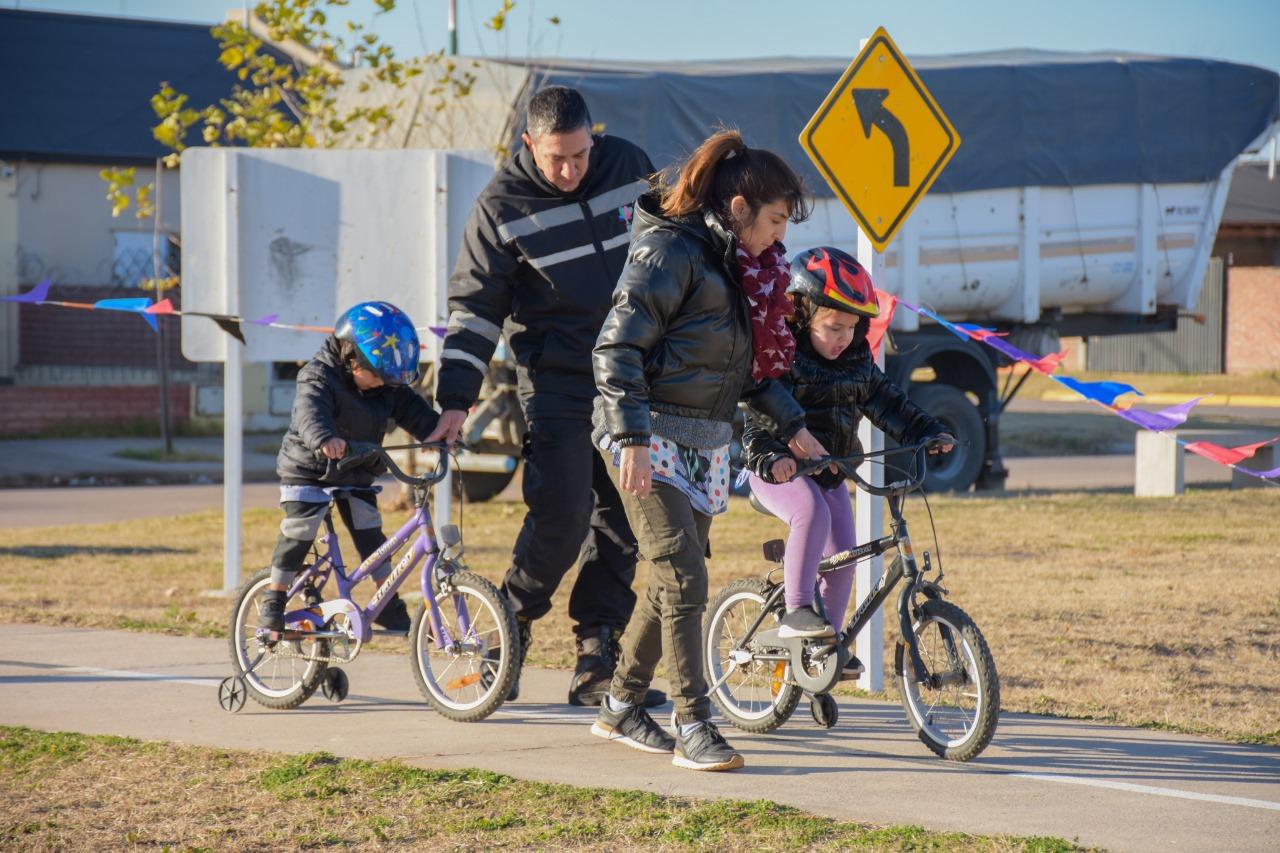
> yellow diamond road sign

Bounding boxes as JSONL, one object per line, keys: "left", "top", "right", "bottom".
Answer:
{"left": 800, "top": 27, "right": 960, "bottom": 253}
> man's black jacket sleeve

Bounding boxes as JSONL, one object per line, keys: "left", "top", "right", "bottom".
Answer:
{"left": 435, "top": 203, "right": 518, "bottom": 412}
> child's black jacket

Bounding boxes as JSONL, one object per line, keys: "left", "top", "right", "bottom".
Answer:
{"left": 743, "top": 331, "right": 944, "bottom": 490}
{"left": 276, "top": 338, "right": 440, "bottom": 487}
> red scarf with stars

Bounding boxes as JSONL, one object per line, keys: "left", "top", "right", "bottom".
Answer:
{"left": 735, "top": 242, "right": 796, "bottom": 381}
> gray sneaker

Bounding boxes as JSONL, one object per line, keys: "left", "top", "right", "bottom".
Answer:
{"left": 672, "top": 721, "right": 744, "bottom": 771}
{"left": 591, "top": 702, "right": 676, "bottom": 754}
{"left": 778, "top": 606, "right": 835, "bottom": 639}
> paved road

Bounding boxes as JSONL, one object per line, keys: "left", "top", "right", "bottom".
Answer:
{"left": 1, "top": 623, "right": 1276, "bottom": 852}
{"left": 0, "top": 449, "right": 1241, "bottom": 529}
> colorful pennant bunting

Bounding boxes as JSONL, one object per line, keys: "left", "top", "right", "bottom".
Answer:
{"left": 1184, "top": 438, "right": 1278, "bottom": 466}
{"left": 1050, "top": 376, "right": 1142, "bottom": 407}
{"left": 6, "top": 280, "right": 1278, "bottom": 484}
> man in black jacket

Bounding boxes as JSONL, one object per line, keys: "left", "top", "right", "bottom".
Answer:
{"left": 427, "top": 86, "right": 662, "bottom": 707}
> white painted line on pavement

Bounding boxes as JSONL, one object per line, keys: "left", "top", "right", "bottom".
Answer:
{"left": 61, "top": 665, "right": 222, "bottom": 688}
{"left": 7, "top": 660, "right": 606, "bottom": 723}
{"left": 0, "top": 661, "right": 222, "bottom": 689}
{"left": 1013, "top": 773, "right": 1280, "bottom": 812}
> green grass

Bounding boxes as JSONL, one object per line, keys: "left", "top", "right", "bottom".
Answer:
{"left": 111, "top": 447, "right": 221, "bottom": 463}
{"left": 0, "top": 727, "right": 1092, "bottom": 851}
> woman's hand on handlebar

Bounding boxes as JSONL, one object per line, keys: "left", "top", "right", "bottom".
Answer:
{"left": 619, "top": 444, "right": 653, "bottom": 497}
{"left": 787, "top": 427, "right": 827, "bottom": 460}
{"left": 788, "top": 428, "right": 835, "bottom": 474}
{"left": 321, "top": 437, "right": 347, "bottom": 460}
{"left": 769, "top": 456, "right": 797, "bottom": 483}
{"left": 927, "top": 433, "right": 957, "bottom": 455}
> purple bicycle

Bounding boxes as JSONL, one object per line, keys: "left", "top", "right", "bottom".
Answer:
{"left": 218, "top": 440, "right": 519, "bottom": 721}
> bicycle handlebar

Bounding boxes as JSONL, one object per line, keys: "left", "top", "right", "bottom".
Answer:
{"left": 333, "top": 440, "right": 454, "bottom": 488}
{"left": 789, "top": 436, "right": 962, "bottom": 497}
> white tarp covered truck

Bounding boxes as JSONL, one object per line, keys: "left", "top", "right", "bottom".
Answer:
{"left": 184, "top": 50, "right": 1280, "bottom": 494}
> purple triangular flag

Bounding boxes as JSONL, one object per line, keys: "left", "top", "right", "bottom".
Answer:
{"left": 2, "top": 278, "right": 52, "bottom": 304}
{"left": 250, "top": 313, "right": 279, "bottom": 326}
{"left": 1113, "top": 396, "right": 1208, "bottom": 431}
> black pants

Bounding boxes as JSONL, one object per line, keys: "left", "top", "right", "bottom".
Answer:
{"left": 270, "top": 490, "right": 388, "bottom": 585}
{"left": 501, "top": 416, "right": 638, "bottom": 637}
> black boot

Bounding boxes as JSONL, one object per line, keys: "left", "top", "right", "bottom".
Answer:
{"left": 504, "top": 617, "right": 532, "bottom": 702}
{"left": 568, "top": 626, "right": 667, "bottom": 708}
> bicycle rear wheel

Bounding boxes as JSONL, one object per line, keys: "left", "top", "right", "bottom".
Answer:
{"left": 228, "top": 568, "right": 330, "bottom": 710}
{"left": 410, "top": 571, "right": 518, "bottom": 722}
{"left": 703, "top": 578, "right": 801, "bottom": 733}
{"left": 895, "top": 599, "right": 999, "bottom": 761}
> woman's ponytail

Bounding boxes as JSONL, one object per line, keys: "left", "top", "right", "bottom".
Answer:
{"left": 659, "top": 129, "right": 810, "bottom": 230}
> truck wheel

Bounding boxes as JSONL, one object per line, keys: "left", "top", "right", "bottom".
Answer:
{"left": 908, "top": 384, "right": 985, "bottom": 492}
{"left": 461, "top": 469, "right": 518, "bottom": 503}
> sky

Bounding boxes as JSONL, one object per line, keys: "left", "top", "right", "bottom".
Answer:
{"left": 7, "top": 0, "right": 1280, "bottom": 73}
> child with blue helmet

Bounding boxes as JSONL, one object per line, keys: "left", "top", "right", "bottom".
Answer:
{"left": 259, "top": 301, "right": 440, "bottom": 633}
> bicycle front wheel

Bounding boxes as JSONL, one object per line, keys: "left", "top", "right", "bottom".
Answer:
{"left": 228, "top": 568, "right": 330, "bottom": 710}
{"left": 896, "top": 599, "right": 999, "bottom": 761}
{"left": 704, "top": 578, "right": 802, "bottom": 733}
{"left": 410, "top": 571, "right": 518, "bottom": 722}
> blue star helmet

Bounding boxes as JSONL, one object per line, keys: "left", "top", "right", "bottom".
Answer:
{"left": 333, "top": 301, "right": 420, "bottom": 386}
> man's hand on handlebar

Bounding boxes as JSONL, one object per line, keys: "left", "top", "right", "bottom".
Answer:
{"left": 927, "top": 433, "right": 957, "bottom": 455}
{"left": 425, "top": 409, "right": 468, "bottom": 445}
{"left": 321, "top": 437, "right": 347, "bottom": 460}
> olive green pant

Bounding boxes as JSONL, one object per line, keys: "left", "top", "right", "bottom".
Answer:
{"left": 604, "top": 458, "right": 714, "bottom": 724}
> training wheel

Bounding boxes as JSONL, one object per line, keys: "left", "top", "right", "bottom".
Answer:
{"left": 322, "top": 667, "right": 349, "bottom": 702}
{"left": 218, "top": 676, "right": 247, "bottom": 713}
{"left": 810, "top": 693, "right": 838, "bottom": 729}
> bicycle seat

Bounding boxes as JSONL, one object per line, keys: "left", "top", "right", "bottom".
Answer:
{"left": 748, "top": 492, "right": 777, "bottom": 518}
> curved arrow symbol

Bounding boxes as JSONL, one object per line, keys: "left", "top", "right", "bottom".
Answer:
{"left": 852, "top": 88, "right": 909, "bottom": 187}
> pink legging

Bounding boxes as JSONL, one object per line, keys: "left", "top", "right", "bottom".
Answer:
{"left": 747, "top": 472, "right": 857, "bottom": 628}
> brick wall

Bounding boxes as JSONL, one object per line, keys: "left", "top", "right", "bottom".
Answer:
{"left": 0, "top": 385, "right": 192, "bottom": 436}
{"left": 17, "top": 283, "right": 194, "bottom": 369}
{"left": 1226, "top": 267, "right": 1280, "bottom": 373}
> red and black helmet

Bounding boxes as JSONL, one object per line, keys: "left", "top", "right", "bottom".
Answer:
{"left": 788, "top": 246, "right": 879, "bottom": 318}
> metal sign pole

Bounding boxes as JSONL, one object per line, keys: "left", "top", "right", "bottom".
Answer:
{"left": 852, "top": 34, "right": 887, "bottom": 693}
{"left": 222, "top": 152, "right": 242, "bottom": 594}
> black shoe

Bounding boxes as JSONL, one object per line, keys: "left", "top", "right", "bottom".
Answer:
{"left": 777, "top": 606, "right": 835, "bottom": 639}
{"left": 672, "top": 721, "right": 744, "bottom": 771}
{"left": 839, "top": 653, "right": 865, "bottom": 681}
{"left": 505, "top": 617, "right": 532, "bottom": 702}
{"left": 591, "top": 701, "right": 676, "bottom": 754}
{"left": 258, "top": 589, "right": 286, "bottom": 632}
{"left": 372, "top": 594, "right": 411, "bottom": 633}
{"left": 568, "top": 626, "right": 669, "bottom": 708}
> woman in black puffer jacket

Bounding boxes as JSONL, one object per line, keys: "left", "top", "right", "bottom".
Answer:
{"left": 591, "top": 130, "right": 827, "bottom": 772}
{"left": 743, "top": 246, "right": 953, "bottom": 659}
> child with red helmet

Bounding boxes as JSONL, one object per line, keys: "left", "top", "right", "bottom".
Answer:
{"left": 258, "top": 301, "right": 439, "bottom": 633}
{"left": 743, "top": 247, "right": 954, "bottom": 667}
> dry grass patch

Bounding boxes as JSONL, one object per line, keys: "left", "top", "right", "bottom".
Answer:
{"left": 1, "top": 488, "right": 1277, "bottom": 743}
{"left": 0, "top": 726, "right": 1086, "bottom": 851}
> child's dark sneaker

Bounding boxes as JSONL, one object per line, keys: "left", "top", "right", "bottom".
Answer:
{"left": 672, "top": 721, "right": 744, "bottom": 771}
{"left": 258, "top": 589, "right": 286, "bottom": 632}
{"left": 373, "top": 593, "right": 411, "bottom": 633}
{"left": 591, "top": 701, "right": 676, "bottom": 754}
{"left": 839, "top": 653, "right": 865, "bottom": 681}
{"left": 778, "top": 606, "right": 835, "bottom": 639}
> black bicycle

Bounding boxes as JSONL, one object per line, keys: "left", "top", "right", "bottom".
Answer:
{"left": 702, "top": 439, "right": 999, "bottom": 761}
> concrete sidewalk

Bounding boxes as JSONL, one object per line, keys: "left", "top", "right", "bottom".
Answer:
{"left": 2, "top": 623, "right": 1276, "bottom": 852}
{"left": 0, "top": 435, "right": 281, "bottom": 488}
